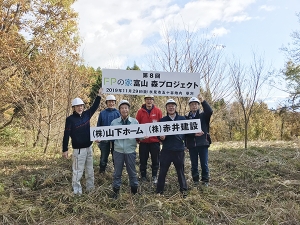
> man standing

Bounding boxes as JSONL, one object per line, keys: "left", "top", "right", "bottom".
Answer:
{"left": 62, "top": 88, "right": 102, "bottom": 195}
{"left": 156, "top": 99, "right": 188, "bottom": 198}
{"left": 110, "top": 100, "right": 141, "bottom": 199}
{"left": 97, "top": 95, "right": 120, "bottom": 173}
{"left": 136, "top": 95, "right": 162, "bottom": 184}
{"left": 185, "top": 96, "right": 213, "bottom": 186}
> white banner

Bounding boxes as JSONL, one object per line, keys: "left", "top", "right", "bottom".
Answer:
{"left": 102, "top": 69, "right": 200, "bottom": 97}
{"left": 90, "top": 119, "right": 201, "bottom": 141}
{"left": 146, "top": 119, "right": 202, "bottom": 136}
{"left": 90, "top": 124, "right": 146, "bottom": 141}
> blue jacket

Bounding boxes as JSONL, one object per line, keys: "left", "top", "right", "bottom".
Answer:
{"left": 158, "top": 113, "right": 186, "bottom": 151}
{"left": 110, "top": 116, "right": 139, "bottom": 154}
{"left": 97, "top": 108, "right": 120, "bottom": 127}
{"left": 185, "top": 100, "right": 213, "bottom": 148}
{"left": 62, "top": 96, "right": 101, "bottom": 152}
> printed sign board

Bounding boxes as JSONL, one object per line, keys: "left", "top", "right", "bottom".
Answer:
{"left": 90, "top": 119, "right": 202, "bottom": 141}
{"left": 102, "top": 69, "right": 200, "bottom": 97}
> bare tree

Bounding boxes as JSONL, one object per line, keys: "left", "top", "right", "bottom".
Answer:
{"left": 148, "top": 23, "right": 231, "bottom": 116}
{"left": 229, "top": 54, "right": 270, "bottom": 149}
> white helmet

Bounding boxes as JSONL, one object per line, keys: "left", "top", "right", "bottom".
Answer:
{"left": 105, "top": 95, "right": 116, "bottom": 102}
{"left": 118, "top": 100, "right": 130, "bottom": 109}
{"left": 71, "top": 97, "right": 84, "bottom": 106}
{"left": 144, "top": 95, "right": 154, "bottom": 99}
{"left": 166, "top": 99, "right": 177, "bottom": 106}
{"left": 189, "top": 97, "right": 200, "bottom": 104}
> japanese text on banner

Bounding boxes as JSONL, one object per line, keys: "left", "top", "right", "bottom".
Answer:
{"left": 90, "top": 119, "right": 202, "bottom": 141}
{"left": 102, "top": 69, "right": 200, "bottom": 97}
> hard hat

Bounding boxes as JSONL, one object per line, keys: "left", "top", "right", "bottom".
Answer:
{"left": 105, "top": 95, "right": 116, "bottom": 101}
{"left": 71, "top": 97, "right": 84, "bottom": 106}
{"left": 144, "top": 95, "right": 154, "bottom": 99}
{"left": 188, "top": 97, "right": 200, "bottom": 104}
{"left": 118, "top": 100, "right": 130, "bottom": 109}
{"left": 166, "top": 99, "right": 177, "bottom": 106}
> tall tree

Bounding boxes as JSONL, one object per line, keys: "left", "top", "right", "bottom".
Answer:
{"left": 281, "top": 12, "right": 300, "bottom": 110}
{"left": 148, "top": 23, "right": 231, "bottom": 117}
{"left": 0, "top": 0, "right": 94, "bottom": 152}
{"left": 229, "top": 54, "right": 270, "bottom": 149}
{"left": 282, "top": 61, "right": 300, "bottom": 110}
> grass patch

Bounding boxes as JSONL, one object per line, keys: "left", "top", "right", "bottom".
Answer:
{"left": 0, "top": 141, "right": 299, "bottom": 224}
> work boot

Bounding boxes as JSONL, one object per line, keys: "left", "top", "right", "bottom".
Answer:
{"left": 99, "top": 167, "right": 105, "bottom": 174}
{"left": 140, "top": 177, "right": 148, "bottom": 182}
{"left": 202, "top": 182, "right": 209, "bottom": 187}
{"left": 152, "top": 176, "right": 158, "bottom": 184}
{"left": 131, "top": 186, "right": 138, "bottom": 195}
{"left": 112, "top": 187, "right": 119, "bottom": 199}
{"left": 193, "top": 181, "right": 199, "bottom": 186}
{"left": 181, "top": 190, "right": 188, "bottom": 199}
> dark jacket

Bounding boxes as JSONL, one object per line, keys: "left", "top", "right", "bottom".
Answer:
{"left": 185, "top": 100, "right": 213, "bottom": 148}
{"left": 136, "top": 104, "right": 162, "bottom": 143}
{"left": 158, "top": 113, "right": 186, "bottom": 151}
{"left": 97, "top": 108, "right": 120, "bottom": 127}
{"left": 62, "top": 96, "right": 101, "bottom": 152}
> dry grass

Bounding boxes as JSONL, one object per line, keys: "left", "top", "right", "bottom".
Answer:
{"left": 0, "top": 140, "right": 299, "bottom": 224}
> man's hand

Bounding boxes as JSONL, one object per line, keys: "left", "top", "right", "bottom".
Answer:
{"left": 98, "top": 87, "right": 103, "bottom": 96}
{"left": 95, "top": 140, "right": 101, "bottom": 143}
{"left": 197, "top": 94, "right": 204, "bottom": 103}
{"left": 195, "top": 131, "right": 204, "bottom": 136}
{"left": 160, "top": 135, "right": 166, "bottom": 140}
{"left": 62, "top": 151, "right": 68, "bottom": 159}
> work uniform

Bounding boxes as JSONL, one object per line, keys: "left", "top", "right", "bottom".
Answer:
{"left": 136, "top": 104, "right": 162, "bottom": 180}
{"left": 156, "top": 113, "right": 188, "bottom": 194}
{"left": 62, "top": 96, "right": 101, "bottom": 194}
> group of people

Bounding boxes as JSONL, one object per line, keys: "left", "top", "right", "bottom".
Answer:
{"left": 62, "top": 87, "right": 213, "bottom": 198}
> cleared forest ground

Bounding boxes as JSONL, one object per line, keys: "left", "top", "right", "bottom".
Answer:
{"left": 0, "top": 141, "right": 299, "bottom": 224}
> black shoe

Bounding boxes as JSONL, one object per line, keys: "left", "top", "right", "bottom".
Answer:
{"left": 112, "top": 188, "right": 119, "bottom": 199}
{"left": 181, "top": 191, "right": 188, "bottom": 198}
{"left": 131, "top": 186, "right": 138, "bottom": 195}
{"left": 193, "top": 181, "right": 199, "bottom": 186}
{"left": 112, "top": 192, "right": 118, "bottom": 199}
{"left": 99, "top": 168, "right": 105, "bottom": 174}
{"left": 156, "top": 191, "right": 163, "bottom": 196}
{"left": 140, "top": 177, "right": 148, "bottom": 182}
{"left": 202, "top": 182, "right": 209, "bottom": 187}
{"left": 152, "top": 176, "right": 158, "bottom": 184}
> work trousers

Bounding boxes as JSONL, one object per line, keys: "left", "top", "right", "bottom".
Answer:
{"left": 72, "top": 146, "right": 94, "bottom": 194}
{"left": 156, "top": 150, "right": 187, "bottom": 194}
{"left": 189, "top": 146, "right": 209, "bottom": 182}
{"left": 139, "top": 142, "right": 160, "bottom": 178}
{"left": 113, "top": 151, "right": 138, "bottom": 189}
{"left": 99, "top": 141, "right": 114, "bottom": 171}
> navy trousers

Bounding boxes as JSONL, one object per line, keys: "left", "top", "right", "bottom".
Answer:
{"left": 189, "top": 146, "right": 209, "bottom": 182}
{"left": 99, "top": 141, "right": 114, "bottom": 171}
{"left": 139, "top": 142, "right": 160, "bottom": 178}
{"left": 156, "top": 150, "right": 187, "bottom": 194}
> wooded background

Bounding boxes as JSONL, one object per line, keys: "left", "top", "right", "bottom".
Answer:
{"left": 1, "top": 1, "right": 299, "bottom": 152}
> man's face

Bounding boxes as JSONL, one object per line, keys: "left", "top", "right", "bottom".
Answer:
{"left": 106, "top": 100, "right": 116, "bottom": 108}
{"left": 166, "top": 103, "right": 176, "bottom": 115}
{"left": 119, "top": 104, "right": 129, "bottom": 118}
{"left": 189, "top": 102, "right": 199, "bottom": 112}
{"left": 145, "top": 98, "right": 153, "bottom": 107}
{"left": 74, "top": 104, "right": 84, "bottom": 115}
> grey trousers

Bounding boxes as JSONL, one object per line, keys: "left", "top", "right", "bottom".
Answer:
{"left": 113, "top": 151, "right": 138, "bottom": 189}
{"left": 72, "top": 146, "right": 94, "bottom": 194}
